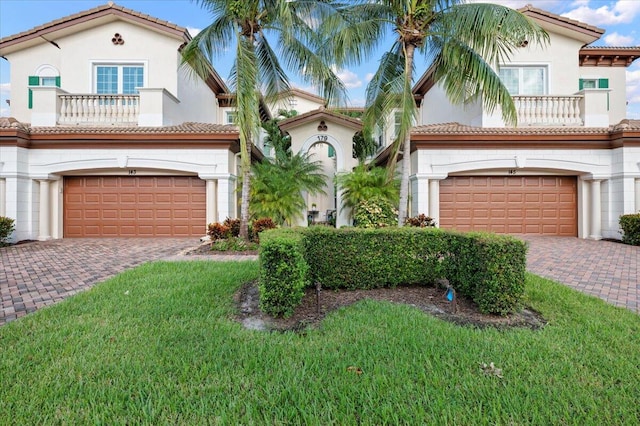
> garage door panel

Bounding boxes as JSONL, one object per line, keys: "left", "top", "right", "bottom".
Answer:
{"left": 439, "top": 176, "right": 577, "bottom": 236}
{"left": 64, "top": 176, "right": 206, "bottom": 237}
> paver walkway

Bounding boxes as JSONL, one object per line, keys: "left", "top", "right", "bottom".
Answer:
{"left": 0, "top": 238, "right": 216, "bottom": 325}
{"left": 523, "top": 236, "right": 639, "bottom": 313}
{"left": 1, "top": 236, "right": 638, "bottom": 326}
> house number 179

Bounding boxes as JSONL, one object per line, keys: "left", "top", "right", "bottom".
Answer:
{"left": 128, "top": 170, "right": 137, "bottom": 175}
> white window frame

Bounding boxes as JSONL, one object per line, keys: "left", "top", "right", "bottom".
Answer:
{"left": 226, "top": 111, "right": 237, "bottom": 125}
{"left": 91, "top": 60, "right": 148, "bottom": 94}
{"left": 498, "top": 64, "right": 549, "bottom": 96}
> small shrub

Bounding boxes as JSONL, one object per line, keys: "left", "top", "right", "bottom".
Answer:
{"left": 223, "top": 218, "right": 241, "bottom": 238}
{"left": 353, "top": 196, "right": 398, "bottom": 228}
{"left": 207, "top": 222, "right": 230, "bottom": 241}
{"left": 211, "top": 237, "right": 258, "bottom": 252}
{"left": 259, "top": 230, "right": 309, "bottom": 318}
{"left": 405, "top": 214, "right": 436, "bottom": 228}
{"left": 619, "top": 213, "right": 640, "bottom": 246}
{"left": 0, "top": 216, "right": 15, "bottom": 246}
{"left": 251, "top": 217, "right": 277, "bottom": 243}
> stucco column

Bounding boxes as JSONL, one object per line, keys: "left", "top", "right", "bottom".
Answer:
{"left": 38, "top": 179, "right": 52, "bottom": 241}
{"left": 589, "top": 179, "right": 602, "bottom": 240}
{"left": 411, "top": 176, "right": 429, "bottom": 218}
{"left": 206, "top": 179, "right": 218, "bottom": 227}
{"left": 0, "top": 178, "right": 6, "bottom": 217}
{"left": 429, "top": 179, "right": 440, "bottom": 227}
{"left": 217, "top": 178, "right": 231, "bottom": 222}
{"left": 635, "top": 178, "right": 640, "bottom": 213}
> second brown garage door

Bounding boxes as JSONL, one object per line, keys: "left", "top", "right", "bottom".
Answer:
{"left": 439, "top": 176, "right": 577, "bottom": 236}
{"left": 64, "top": 176, "right": 206, "bottom": 237}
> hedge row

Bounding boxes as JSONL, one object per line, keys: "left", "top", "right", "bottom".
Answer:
{"left": 619, "top": 213, "right": 640, "bottom": 246}
{"left": 259, "top": 227, "right": 527, "bottom": 317}
{"left": 258, "top": 229, "right": 309, "bottom": 317}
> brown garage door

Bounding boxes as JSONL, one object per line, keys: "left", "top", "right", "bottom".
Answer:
{"left": 439, "top": 176, "right": 577, "bottom": 236}
{"left": 64, "top": 176, "right": 206, "bottom": 237}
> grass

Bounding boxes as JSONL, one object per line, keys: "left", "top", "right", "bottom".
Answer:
{"left": 1, "top": 261, "right": 639, "bottom": 424}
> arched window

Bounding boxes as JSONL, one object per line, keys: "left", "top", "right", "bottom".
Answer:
{"left": 28, "top": 65, "right": 60, "bottom": 109}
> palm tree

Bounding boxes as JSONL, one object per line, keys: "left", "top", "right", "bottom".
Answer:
{"left": 251, "top": 152, "right": 327, "bottom": 226}
{"left": 325, "top": 0, "right": 548, "bottom": 225}
{"left": 182, "top": 0, "right": 346, "bottom": 239}
{"left": 335, "top": 164, "right": 400, "bottom": 218}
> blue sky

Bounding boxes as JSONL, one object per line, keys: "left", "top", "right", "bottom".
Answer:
{"left": 1, "top": 0, "right": 639, "bottom": 118}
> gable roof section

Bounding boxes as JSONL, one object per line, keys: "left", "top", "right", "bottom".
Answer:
{"left": 518, "top": 4, "right": 604, "bottom": 44}
{"left": 0, "top": 2, "right": 187, "bottom": 51}
{"left": 278, "top": 107, "right": 362, "bottom": 132}
{"left": 0, "top": 2, "right": 229, "bottom": 95}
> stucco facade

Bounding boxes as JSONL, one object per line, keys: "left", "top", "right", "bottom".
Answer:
{"left": 0, "top": 3, "right": 238, "bottom": 241}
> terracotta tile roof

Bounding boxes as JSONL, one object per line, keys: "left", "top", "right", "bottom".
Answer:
{"left": 0, "top": 2, "right": 187, "bottom": 45}
{"left": 411, "top": 122, "right": 612, "bottom": 135}
{"left": 0, "top": 119, "right": 238, "bottom": 134}
{"left": 581, "top": 46, "right": 640, "bottom": 50}
{"left": 518, "top": 4, "right": 605, "bottom": 36}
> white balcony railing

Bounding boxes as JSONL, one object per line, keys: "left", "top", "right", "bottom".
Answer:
{"left": 58, "top": 94, "right": 139, "bottom": 125}
{"left": 513, "top": 95, "right": 583, "bottom": 126}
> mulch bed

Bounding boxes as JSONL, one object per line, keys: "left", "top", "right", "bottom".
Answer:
{"left": 235, "top": 280, "right": 547, "bottom": 332}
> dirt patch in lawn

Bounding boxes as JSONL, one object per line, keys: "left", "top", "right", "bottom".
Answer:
{"left": 234, "top": 280, "right": 546, "bottom": 332}
{"left": 184, "top": 243, "right": 258, "bottom": 256}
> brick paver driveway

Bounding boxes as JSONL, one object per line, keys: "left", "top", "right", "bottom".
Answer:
{"left": 1, "top": 236, "right": 638, "bottom": 326}
{"left": 523, "top": 236, "right": 639, "bottom": 313}
{"left": 0, "top": 238, "right": 201, "bottom": 325}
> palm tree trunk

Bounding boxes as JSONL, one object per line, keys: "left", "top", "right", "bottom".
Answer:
{"left": 398, "top": 43, "right": 415, "bottom": 226}
{"left": 239, "top": 141, "right": 252, "bottom": 241}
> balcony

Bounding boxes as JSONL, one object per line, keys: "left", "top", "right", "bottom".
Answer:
{"left": 59, "top": 94, "right": 140, "bottom": 125}
{"left": 511, "top": 90, "right": 611, "bottom": 128}
{"left": 29, "top": 86, "right": 180, "bottom": 127}
{"left": 513, "top": 95, "right": 582, "bottom": 126}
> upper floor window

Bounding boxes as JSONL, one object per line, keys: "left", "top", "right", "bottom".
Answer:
{"left": 226, "top": 111, "right": 237, "bottom": 125}
{"left": 579, "top": 78, "right": 608, "bottom": 90}
{"left": 94, "top": 64, "right": 144, "bottom": 94}
{"left": 499, "top": 66, "right": 547, "bottom": 95}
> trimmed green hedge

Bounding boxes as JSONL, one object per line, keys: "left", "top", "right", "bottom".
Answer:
{"left": 258, "top": 229, "right": 309, "bottom": 318}
{"left": 619, "top": 213, "right": 640, "bottom": 246}
{"left": 258, "top": 227, "right": 528, "bottom": 316}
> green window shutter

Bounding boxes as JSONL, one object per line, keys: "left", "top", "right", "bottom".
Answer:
{"left": 578, "top": 78, "right": 584, "bottom": 91}
{"left": 55, "top": 76, "right": 61, "bottom": 87}
{"left": 598, "top": 78, "right": 609, "bottom": 89}
{"left": 328, "top": 145, "right": 335, "bottom": 158}
{"left": 28, "top": 75, "right": 39, "bottom": 109}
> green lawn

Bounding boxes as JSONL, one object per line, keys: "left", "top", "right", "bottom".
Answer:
{"left": 1, "top": 261, "right": 639, "bottom": 424}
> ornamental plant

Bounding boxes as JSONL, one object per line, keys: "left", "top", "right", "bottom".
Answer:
{"left": 0, "top": 216, "right": 15, "bottom": 246}
{"left": 353, "top": 196, "right": 398, "bottom": 228}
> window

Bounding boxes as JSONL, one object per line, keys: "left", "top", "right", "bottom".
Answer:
{"left": 27, "top": 74, "right": 60, "bottom": 109}
{"left": 579, "top": 78, "right": 608, "bottom": 90}
{"left": 498, "top": 66, "right": 547, "bottom": 95}
{"left": 393, "top": 111, "right": 402, "bottom": 138}
{"left": 226, "top": 111, "right": 237, "bottom": 124}
{"left": 94, "top": 64, "right": 144, "bottom": 94}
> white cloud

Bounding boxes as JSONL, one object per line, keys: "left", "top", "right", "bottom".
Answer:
{"left": 0, "top": 106, "right": 9, "bottom": 117}
{"left": 334, "top": 68, "right": 362, "bottom": 89}
{"left": 0, "top": 82, "right": 9, "bottom": 97}
{"left": 627, "top": 68, "right": 640, "bottom": 104}
{"left": 187, "top": 27, "right": 201, "bottom": 37}
{"left": 468, "top": 0, "right": 565, "bottom": 10}
{"left": 563, "top": 0, "right": 640, "bottom": 26}
{"left": 365, "top": 73, "right": 375, "bottom": 82}
{"left": 604, "top": 32, "right": 635, "bottom": 46}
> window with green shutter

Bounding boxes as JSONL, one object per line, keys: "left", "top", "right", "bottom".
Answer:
{"left": 28, "top": 75, "right": 61, "bottom": 109}
{"left": 328, "top": 145, "right": 335, "bottom": 158}
{"left": 579, "top": 78, "right": 608, "bottom": 90}
{"left": 28, "top": 76, "right": 39, "bottom": 109}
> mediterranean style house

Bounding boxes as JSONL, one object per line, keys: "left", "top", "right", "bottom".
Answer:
{"left": 1, "top": 2, "right": 639, "bottom": 241}
{"left": 0, "top": 2, "right": 251, "bottom": 241}
{"left": 400, "top": 5, "right": 640, "bottom": 240}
